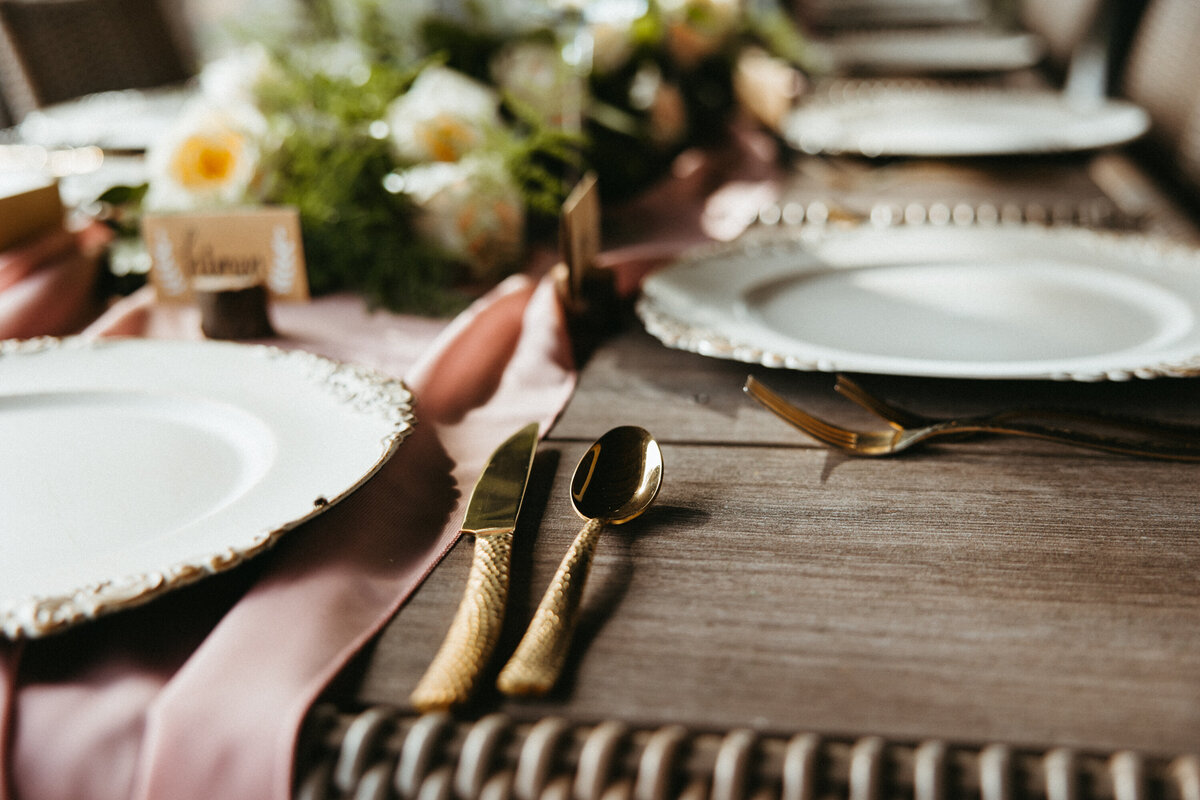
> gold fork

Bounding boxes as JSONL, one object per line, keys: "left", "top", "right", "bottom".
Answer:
{"left": 743, "top": 376, "right": 1200, "bottom": 461}
{"left": 833, "top": 375, "right": 1200, "bottom": 443}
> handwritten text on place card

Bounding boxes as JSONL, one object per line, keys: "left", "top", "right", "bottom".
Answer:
{"left": 142, "top": 207, "right": 309, "bottom": 302}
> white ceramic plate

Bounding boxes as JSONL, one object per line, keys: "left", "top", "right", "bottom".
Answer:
{"left": 0, "top": 338, "right": 415, "bottom": 638}
{"left": 636, "top": 225, "right": 1200, "bottom": 381}
{"left": 783, "top": 85, "right": 1149, "bottom": 156}
{"left": 16, "top": 86, "right": 193, "bottom": 151}
{"left": 816, "top": 30, "right": 1044, "bottom": 74}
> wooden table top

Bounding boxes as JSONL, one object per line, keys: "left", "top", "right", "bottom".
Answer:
{"left": 298, "top": 151, "right": 1200, "bottom": 800}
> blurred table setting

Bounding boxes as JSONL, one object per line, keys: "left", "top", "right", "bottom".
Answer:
{"left": 2, "top": 0, "right": 1200, "bottom": 799}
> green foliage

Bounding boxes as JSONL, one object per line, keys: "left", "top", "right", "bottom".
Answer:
{"left": 248, "top": 49, "right": 579, "bottom": 311}
{"left": 97, "top": 0, "right": 807, "bottom": 316}
{"left": 246, "top": 53, "right": 473, "bottom": 312}
{"left": 258, "top": 112, "right": 469, "bottom": 313}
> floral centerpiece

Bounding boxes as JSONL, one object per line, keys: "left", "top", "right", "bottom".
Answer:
{"left": 101, "top": 0, "right": 810, "bottom": 314}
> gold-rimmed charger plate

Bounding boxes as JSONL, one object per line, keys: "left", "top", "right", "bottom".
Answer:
{"left": 0, "top": 337, "right": 415, "bottom": 638}
{"left": 637, "top": 224, "right": 1200, "bottom": 381}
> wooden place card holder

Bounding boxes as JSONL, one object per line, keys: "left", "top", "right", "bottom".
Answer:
{"left": 553, "top": 173, "right": 620, "bottom": 363}
{"left": 143, "top": 207, "right": 307, "bottom": 339}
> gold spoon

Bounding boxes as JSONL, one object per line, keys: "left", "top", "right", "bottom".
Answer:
{"left": 497, "top": 426, "right": 663, "bottom": 696}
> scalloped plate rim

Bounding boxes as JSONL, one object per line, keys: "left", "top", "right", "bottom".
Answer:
{"left": 636, "top": 224, "right": 1200, "bottom": 381}
{"left": 0, "top": 337, "right": 416, "bottom": 638}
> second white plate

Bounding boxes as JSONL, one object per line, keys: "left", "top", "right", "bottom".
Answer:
{"left": 816, "top": 29, "right": 1044, "bottom": 75}
{"left": 783, "top": 85, "right": 1150, "bottom": 157}
{"left": 637, "top": 225, "right": 1200, "bottom": 381}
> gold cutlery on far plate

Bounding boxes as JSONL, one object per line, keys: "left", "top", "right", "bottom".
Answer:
{"left": 833, "top": 375, "right": 1200, "bottom": 443}
{"left": 410, "top": 422, "right": 540, "bottom": 712}
{"left": 745, "top": 376, "right": 1200, "bottom": 461}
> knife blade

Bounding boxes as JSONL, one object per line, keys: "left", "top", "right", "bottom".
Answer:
{"left": 410, "top": 422, "right": 540, "bottom": 712}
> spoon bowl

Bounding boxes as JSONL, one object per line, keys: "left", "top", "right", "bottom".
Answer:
{"left": 498, "top": 426, "right": 663, "bottom": 696}
{"left": 571, "top": 425, "right": 663, "bottom": 524}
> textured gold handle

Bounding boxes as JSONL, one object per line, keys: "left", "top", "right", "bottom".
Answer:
{"left": 410, "top": 533, "right": 512, "bottom": 712}
{"left": 496, "top": 518, "right": 605, "bottom": 696}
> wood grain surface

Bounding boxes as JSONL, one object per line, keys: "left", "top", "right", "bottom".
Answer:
{"left": 356, "top": 322, "right": 1200, "bottom": 757}
{"left": 340, "top": 119, "right": 1200, "bottom": 766}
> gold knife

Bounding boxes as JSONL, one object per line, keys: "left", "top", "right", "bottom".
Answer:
{"left": 410, "top": 422, "right": 540, "bottom": 712}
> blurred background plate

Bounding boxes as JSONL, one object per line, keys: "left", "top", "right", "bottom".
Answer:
{"left": 15, "top": 86, "right": 194, "bottom": 151}
{"left": 814, "top": 29, "right": 1044, "bottom": 75}
{"left": 783, "top": 85, "right": 1149, "bottom": 156}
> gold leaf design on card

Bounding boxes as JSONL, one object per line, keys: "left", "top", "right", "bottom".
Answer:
{"left": 153, "top": 229, "right": 189, "bottom": 297}
{"left": 269, "top": 224, "right": 297, "bottom": 295}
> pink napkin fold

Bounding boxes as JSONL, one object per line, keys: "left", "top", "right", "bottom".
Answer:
{"left": 0, "top": 223, "right": 111, "bottom": 341}
{"left": 0, "top": 274, "right": 575, "bottom": 800}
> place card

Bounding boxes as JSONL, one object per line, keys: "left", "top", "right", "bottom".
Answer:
{"left": 559, "top": 171, "right": 600, "bottom": 307}
{"left": 142, "top": 207, "right": 309, "bottom": 302}
{"left": 553, "top": 173, "right": 618, "bottom": 363}
{"left": 0, "top": 180, "right": 63, "bottom": 251}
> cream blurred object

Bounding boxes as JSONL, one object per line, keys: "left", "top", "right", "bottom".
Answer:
{"left": 0, "top": 180, "right": 108, "bottom": 339}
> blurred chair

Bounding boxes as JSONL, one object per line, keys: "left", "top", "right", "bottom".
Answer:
{"left": 0, "top": 0, "right": 194, "bottom": 122}
{"left": 1121, "top": 0, "right": 1200, "bottom": 202}
{"left": 1018, "top": 0, "right": 1148, "bottom": 95}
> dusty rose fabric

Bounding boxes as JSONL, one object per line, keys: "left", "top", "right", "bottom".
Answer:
{"left": 0, "top": 223, "right": 111, "bottom": 341}
{"left": 1, "top": 275, "right": 575, "bottom": 800}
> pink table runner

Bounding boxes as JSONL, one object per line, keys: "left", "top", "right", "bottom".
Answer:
{"left": 0, "top": 275, "right": 576, "bottom": 800}
{"left": 0, "top": 123, "right": 781, "bottom": 800}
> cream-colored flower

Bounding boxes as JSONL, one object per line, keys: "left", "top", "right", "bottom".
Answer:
{"left": 659, "top": 0, "right": 742, "bottom": 68}
{"left": 198, "top": 43, "right": 276, "bottom": 107}
{"left": 398, "top": 155, "right": 525, "bottom": 280}
{"left": 491, "top": 41, "right": 583, "bottom": 127}
{"left": 144, "top": 100, "right": 267, "bottom": 211}
{"left": 581, "top": 0, "right": 648, "bottom": 74}
{"left": 589, "top": 17, "right": 638, "bottom": 74}
{"left": 386, "top": 66, "right": 502, "bottom": 164}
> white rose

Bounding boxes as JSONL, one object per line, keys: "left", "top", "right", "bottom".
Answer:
{"left": 198, "top": 44, "right": 276, "bottom": 107}
{"left": 398, "top": 155, "right": 525, "bottom": 280}
{"left": 386, "top": 66, "right": 502, "bottom": 163}
{"left": 589, "top": 18, "right": 638, "bottom": 74}
{"left": 491, "top": 41, "right": 583, "bottom": 127}
{"left": 583, "top": 0, "right": 646, "bottom": 74}
{"left": 144, "top": 99, "right": 267, "bottom": 212}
